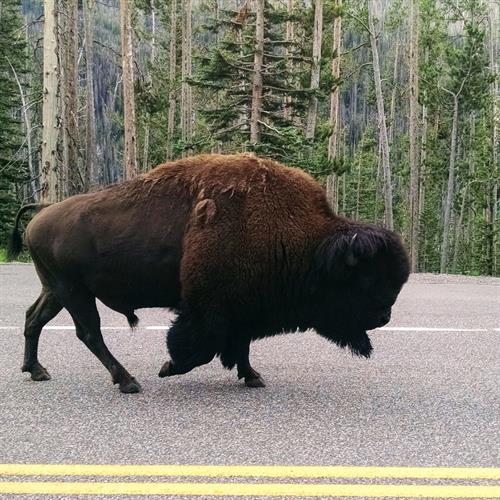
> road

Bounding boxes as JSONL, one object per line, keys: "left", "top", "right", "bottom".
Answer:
{"left": 0, "top": 264, "right": 499, "bottom": 499}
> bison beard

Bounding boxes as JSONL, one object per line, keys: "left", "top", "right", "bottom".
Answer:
{"left": 8, "top": 153, "right": 409, "bottom": 392}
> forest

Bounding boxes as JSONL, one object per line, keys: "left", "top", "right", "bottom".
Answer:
{"left": 0, "top": 0, "right": 498, "bottom": 275}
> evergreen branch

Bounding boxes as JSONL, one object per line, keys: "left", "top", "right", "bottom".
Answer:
{"left": 93, "top": 40, "right": 122, "bottom": 62}
{"left": 262, "top": 85, "right": 311, "bottom": 94}
{"left": 342, "top": 62, "right": 372, "bottom": 82}
{"left": 14, "top": 15, "right": 44, "bottom": 36}
{"left": 345, "top": 10, "right": 372, "bottom": 37}
{"left": 214, "top": 122, "right": 246, "bottom": 137}
{"left": 258, "top": 120, "right": 283, "bottom": 135}
{"left": 341, "top": 41, "right": 369, "bottom": 56}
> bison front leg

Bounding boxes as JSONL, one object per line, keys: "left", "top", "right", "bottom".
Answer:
{"left": 235, "top": 341, "right": 265, "bottom": 388}
{"left": 159, "top": 314, "right": 215, "bottom": 378}
{"left": 220, "top": 339, "right": 265, "bottom": 388}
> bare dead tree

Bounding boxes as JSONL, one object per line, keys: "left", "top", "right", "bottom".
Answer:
{"left": 250, "top": 0, "right": 264, "bottom": 144}
{"left": 368, "top": 0, "right": 393, "bottom": 229}
{"left": 120, "top": 0, "right": 138, "bottom": 179}
{"left": 305, "top": 0, "right": 323, "bottom": 139}
{"left": 41, "top": 0, "right": 59, "bottom": 202}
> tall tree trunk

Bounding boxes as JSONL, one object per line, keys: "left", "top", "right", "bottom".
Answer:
{"left": 388, "top": 41, "right": 399, "bottom": 146}
{"left": 408, "top": 0, "right": 420, "bottom": 272}
{"left": 59, "top": 0, "right": 79, "bottom": 197}
{"left": 236, "top": 1, "right": 250, "bottom": 137}
{"left": 488, "top": 4, "right": 499, "bottom": 275}
{"left": 212, "top": 0, "right": 222, "bottom": 153}
{"left": 181, "top": 0, "right": 193, "bottom": 154}
{"left": 440, "top": 94, "right": 459, "bottom": 273}
{"left": 120, "top": 0, "right": 138, "bottom": 179}
{"left": 250, "top": 0, "right": 264, "bottom": 144}
{"left": 41, "top": 0, "right": 59, "bottom": 203}
{"left": 326, "top": 0, "right": 342, "bottom": 211}
{"left": 341, "top": 172, "right": 346, "bottom": 214}
{"left": 419, "top": 102, "right": 428, "bottom": 231}
{"left": 167, "top": 0, "right": 177, "bottom": 159}
{"left": 83, "top": 0, "right": 97, "bottom": 189}
{"left": 368, "top": 0, "right": 393, "bottom": 229}
{"left": 8, "top": 59, "right": 37, "bottom": 199}
{"left": 452, "top": 185, "right": 467, "bottom": 273}
{"left": 305, "top": 0, "right": 323, "bottom": 139}
{"left": 284, "top": 0, "right": 294, "bottom": 121}
{"left": 103, "top": 74, "right": 122, "bottom": 185}
{"left": 355, "top": 157, "right": 361, "bottom": 220}
{"left": 142, "top": 0, "right": 156, "bottom": 170}
{"left": 453, "top": 114, "right": 475, "bottom": 272}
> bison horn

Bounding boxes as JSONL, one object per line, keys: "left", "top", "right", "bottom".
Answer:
{"left": 346, "top": 233, "right": 358, "bottom": 266}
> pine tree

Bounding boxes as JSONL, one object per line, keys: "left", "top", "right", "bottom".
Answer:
{"left": 0, "top": 0, "right": 27, "bottom": 245}
{"left": 191, "top": 1, "right": 320, "bottom": 169}
{"left": 439, "top": 0, "right": 493, "bottom": 273}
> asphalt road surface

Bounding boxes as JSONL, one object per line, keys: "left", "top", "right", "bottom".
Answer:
{"left": 0, "top": 264, "right": 499, "bottom": 499}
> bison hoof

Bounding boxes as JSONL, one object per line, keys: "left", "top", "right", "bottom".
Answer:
{"left": 158, "top": 360, "right": 173, "bottom": 378}
{"left": 119, "top": 378, "right": 141, "bottom": 394}
{"left": 245, "top": 376, "right": 266, "bottom": 388}
{"left": 22, "top": 363, "right": 51, "bottom": 381}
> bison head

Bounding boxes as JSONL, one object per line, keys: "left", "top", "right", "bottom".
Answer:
{"left": 310, "top": 224, "right": 410, "bottom": 357}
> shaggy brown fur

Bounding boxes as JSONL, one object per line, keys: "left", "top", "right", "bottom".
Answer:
{"left": 8, "top": 153, "right": 409, "bottom": 392}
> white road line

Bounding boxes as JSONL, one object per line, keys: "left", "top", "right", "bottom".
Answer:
{"left": 0, "top": 326, "right": 497, "bottom": 332}
{"left": 377, "top": 327, "right": 489, "bottom": 332}
{"left": 0, "top": 325, "right": 170, "bottom": 330}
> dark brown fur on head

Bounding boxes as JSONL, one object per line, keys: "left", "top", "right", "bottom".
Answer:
{"left": 309, "top": 221, "right": 410, "bottom": 357}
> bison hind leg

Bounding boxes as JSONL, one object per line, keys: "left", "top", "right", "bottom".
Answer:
{"left": 22, "top": 289, "right": 62, "bottom": 381}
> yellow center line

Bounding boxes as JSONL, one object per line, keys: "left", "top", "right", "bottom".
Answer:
{"left": 0, "top": 464, "right": 499, "bottom": 479}
{"left": 0, "top": 481, "right": 499, "bottom": 497}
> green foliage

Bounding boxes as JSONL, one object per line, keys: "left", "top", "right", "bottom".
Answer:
{"left": 189, "top": 0, "right": 320, "bottom": 165}
{"left": 3, "top": 0, "right": 497, "bottom": 276}
{"left": 339, "top": 128, "right": 382, "bottom": 222}
{"left": 417, "top": 0, "right": 497, "bottom": 274}
{"left": 0, "top": 0, "right": 28, "bottom": 246}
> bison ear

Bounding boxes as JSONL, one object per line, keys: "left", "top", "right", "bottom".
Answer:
{"left": 312, "top": 227, "right": 389, "bottom": 284}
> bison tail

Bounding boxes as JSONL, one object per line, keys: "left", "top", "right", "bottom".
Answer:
{"left": 127, "top": 313, "right": 139, "bottom": 329}
{"left": 7, "top": 204, "right": 50, "bottom": 261}
{"left": 6, "top": 225, "right": 23, "bottom": 261}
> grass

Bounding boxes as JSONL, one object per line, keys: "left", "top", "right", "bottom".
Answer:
{"left": 0, "top": 247, "right": 31, "bottom": 263}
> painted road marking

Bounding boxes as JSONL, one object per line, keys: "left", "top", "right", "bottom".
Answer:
{"left": 0, "top": 481, "right": 499, "bottom": 497}
{"left": 0, "top": 325, "right": 497, "bottom": 332}
{"left": 1, "top": 464, "right": 499, "bottom": 479}
{"left": 0, "top": 326, "right": 169, "bottom": 330}
{"left": 378, "top": 327, "right": 490, "bottom": 332}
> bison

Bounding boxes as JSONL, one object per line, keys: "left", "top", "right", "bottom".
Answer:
{"left": 8, "top": 153, "right": 409, "bottom": 393}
